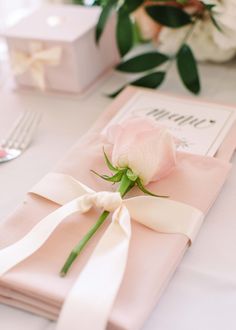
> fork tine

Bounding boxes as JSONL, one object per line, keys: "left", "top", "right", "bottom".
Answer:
{"left": 17, "top": 111, "right": 42, "bottom": 150}
{"left": 1, "top": 111, "right": 30, "bottom": 148}
{"left": 8, "top": 111, "right": 36, "bottom": 150}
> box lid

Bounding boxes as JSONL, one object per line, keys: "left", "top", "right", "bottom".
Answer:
{"left": 4, "top": 4, "right": 100, "bottom": 42}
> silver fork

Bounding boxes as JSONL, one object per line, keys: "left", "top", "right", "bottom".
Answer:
{"left": 0, "top": 110, "right": 41, "bottom": 163}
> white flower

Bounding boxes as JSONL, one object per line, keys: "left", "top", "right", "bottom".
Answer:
{"left": 157, "top": 0, "right": 236, "bottom": 62}
{"left": 213, "top": 0, "right": 236, "bottom": 51}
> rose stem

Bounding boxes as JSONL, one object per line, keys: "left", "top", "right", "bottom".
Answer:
{"left": 60, "top": 174, "right": 132, "bottom": 277}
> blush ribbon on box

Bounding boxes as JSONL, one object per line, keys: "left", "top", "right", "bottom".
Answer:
{"left": 10, "top": 42, "right": 62, "bottom": 90}
{"left": 0, "top": 173, "right": 204, "bottom": 330}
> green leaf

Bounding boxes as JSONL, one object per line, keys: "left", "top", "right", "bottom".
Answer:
{"left": 210, "top": 14, "right": 222, "bottom": 32}
{"left": 116, "top": 11, "right": 133, "bottom": 56}
{"left": 177, "top": 44, "right": 200, "bottom": 94}
{"left": 103, "top": 148, "right": 118, "bottom": 172}
{"left": 95, "top": 0, "right": 116, "bottom": 44}
{"left": 132, "top": 71, "right": 166, "bottom": 88}
{"left": 176, "top": 0, "right": 188, "bottom": 4}
{"left": 108, "top": 71, "right": 166, "bottom": 98}
{"left": 126, "top": 169, "right": 138, "bottom": 181}
{"left": 132, "top": 21, "right": 143, "bottom": 44}
{"left": 121, "top": 0, "right": 144, "bottom": 13}
{"left": 116, "top": 52, "right": 169, "bottom": 73}
{"left": 107, "top": 87, "right": 124, "bottom": 98}
{"left": 91, "top": 169, "right": 124, "bottom": 182}
{"left": 90, "top": 169, "right": 107, "bottom": 180}
{"left": 204, "top": 3, "right": 216, "bottom": 10}
{"left": 145, "top": 5, "right": 192, "bottom": 28}
{"left": 136, "top": 178, "right": 169, "bottom": 198}
{"left": 201, "top": 1, "right": 222, "bottom": 32}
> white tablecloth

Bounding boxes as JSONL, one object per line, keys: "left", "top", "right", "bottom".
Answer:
{"left": 0, "top": 60, "right": 236, "bottom": 330}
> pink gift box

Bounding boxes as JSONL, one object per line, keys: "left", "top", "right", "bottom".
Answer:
{"left": 4, "top": 4, "right": 119, "bottom": 93}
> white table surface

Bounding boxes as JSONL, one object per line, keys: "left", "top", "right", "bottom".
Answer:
{"left": 0, "top": 59, "right": 236, "bottom": 330}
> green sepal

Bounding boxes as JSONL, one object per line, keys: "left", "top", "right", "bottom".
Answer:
{"left": 136, "top": 178, "right": 169, "bottom": 198}
{"left": 91, "top": 169, "right": 124, "bottom": 183}
{"left": 126, "top": 169, "right": 138, "bottom": 182}
{"left": 103, "top": 148, "right": 118, "bottom": 172}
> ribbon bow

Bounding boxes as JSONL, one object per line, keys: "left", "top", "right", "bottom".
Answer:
{"left": 0, "top": 173, "right": 204, "bottom": 330}
{"left": 10, "top": 42, "right": 62, "bottom": 90}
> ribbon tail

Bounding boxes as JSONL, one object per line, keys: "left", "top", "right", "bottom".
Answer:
{"left": 31, "top": 62, "right": 45, "bottom": 90}
{"left": 10, "top": 51, "right": 30, "bottom": 75}
{"left": 57, "top": 205, "right": 131, "bottom": 330}
{"left": 0, "top": 197, "right": 90, "bottom": 277}
{"left": 29, "top": 173, "right": 95, "bottom": 205}
{"left": 124, "top": 196, "right": 204, "bottom": 244}
{"left": 34, "top": 47, "right": 62, "bottom": 66}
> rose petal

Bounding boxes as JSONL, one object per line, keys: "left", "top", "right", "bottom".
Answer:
{"left": 107, "top": 117, "right": 176, "bottom": 185}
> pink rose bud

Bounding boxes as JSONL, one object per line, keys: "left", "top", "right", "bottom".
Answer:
{"left": 107, "top": 117, "right": 176, "bottom": 185}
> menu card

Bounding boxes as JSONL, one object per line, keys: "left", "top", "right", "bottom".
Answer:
{"left": 103, "top": 90, "right": 236, "bottom": 156}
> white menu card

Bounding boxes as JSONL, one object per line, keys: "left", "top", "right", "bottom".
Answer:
{"left": 103, "top": 90, "right": 236, "bottom": 156}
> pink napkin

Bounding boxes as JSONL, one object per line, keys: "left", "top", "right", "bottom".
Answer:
{"left": 0, "top": 87, "right": 235, "bottom": 330}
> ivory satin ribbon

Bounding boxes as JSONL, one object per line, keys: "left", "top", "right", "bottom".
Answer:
{"left": 0, "top": 173, "right": 204, "bottom": 330}
{"left": 10, "top": 42, "right": 62, "bottom": 90}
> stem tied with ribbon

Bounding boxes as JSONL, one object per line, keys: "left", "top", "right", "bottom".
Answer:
{"left": 60, "top": 149, "right": 167, "bottom": 276}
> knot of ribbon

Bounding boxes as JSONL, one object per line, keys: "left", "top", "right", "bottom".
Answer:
{"left": 81, "top": 191, "right": 122, "bottom": 213}
{"left": 10, "top": 42, "right": 62, "bottom": 90}
{"left": 0, "top": 173, "right": 204, "bottom": 330}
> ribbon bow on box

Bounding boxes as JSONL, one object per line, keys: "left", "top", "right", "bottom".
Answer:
{"left": 0, "top": 173, "right": 203, "bottom": 330}
{"left": 10, "top": 42, "right": 62, "bottom": 90}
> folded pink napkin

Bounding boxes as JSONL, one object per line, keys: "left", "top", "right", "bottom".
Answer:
{"left": 0, "top": 87, "right": 235, "bottom": 330}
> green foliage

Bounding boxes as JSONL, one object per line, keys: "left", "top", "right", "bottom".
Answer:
{"left": 116, "top": 52, "right": 169, "bottom": 73}
{"left": 108, "top": 71, "right": 166, "bottom": 98}
{"left": 209, "top": 14, "right": 222, "bottom": 32}
{"left": 120, "top": 0, "right": 144, "bottom": 13}
{"left": 203, "top": 3, "right": 215, "bottom": 10}
{"left": 116, "top": 10, "right": 134, "bottom": 56}
{"left": 177, "top": 44, "right": 200, "bottom": 94}
{"left": 74, "top": 0, "right": 223, "bottom": 96}
{"left": 145, "top": 5, "right": 192, "bottom": 28}
{"left": 131, "top": 71, "right": 166, "bottom": 89}
{"left": 202, "top": 2, "right": 222, "bottom": 32}
{"left": 95, "top": 0, "right": 117, "bottom": 43}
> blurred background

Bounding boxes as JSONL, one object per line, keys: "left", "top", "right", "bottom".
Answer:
{"left": 0, "top": 0, "right": 68, "bottom": 86}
